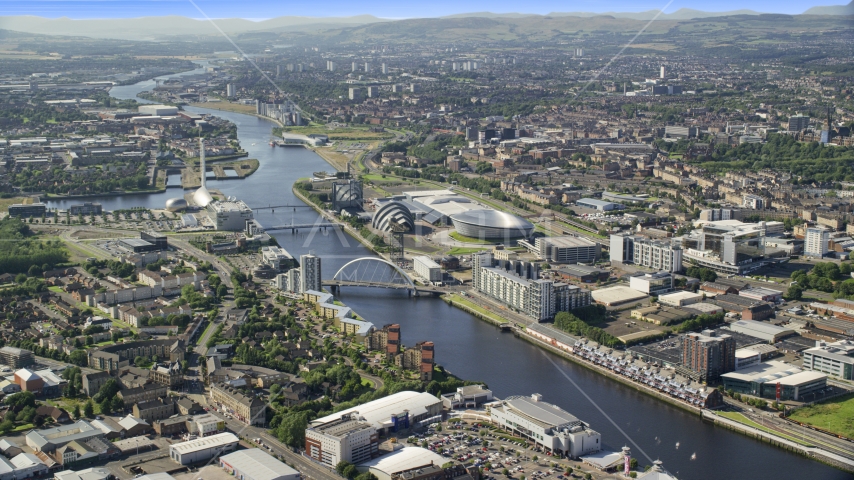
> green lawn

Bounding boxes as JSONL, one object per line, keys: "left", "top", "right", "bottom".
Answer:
{"left": 449, "top": 231, "right": 501, "bottom": 244}
{"left": 789, "top": 393, "right": 854, "bottom": 439}
{"left": 448, "top": 294, "right": 508, "bottom": 324}
{"left": 717, "top": 412, "right": 814, "bottom": 446}
{"left": 13, "top": 423, "right": 34, "bottom": 432}
{"left": 446, "top": 247, "right": 489, "bottom": 256}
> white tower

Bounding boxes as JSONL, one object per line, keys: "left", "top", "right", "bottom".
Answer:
{"left": 660, "top": 65, "right": 666, "bottom": 79}
{"left": 199, "top": 138, "right": 206, "bottom": 188}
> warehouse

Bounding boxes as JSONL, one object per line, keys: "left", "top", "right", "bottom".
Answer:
{"left": 575, "top": 198, "right": 623, "bottom": 211}
{"left": 220, "top": 449, "right": 300, "bottom": 480}
{"left": 657, "top": 291, "right": 702, "bottom": 307}
{"left": 310, "top": 391, "right": 442, "bottom": 434}
{"left": 169, "top": 432, "right": 238, "bottom": 465}
{"left": 739, "top": 287, "right": 783, "bottom": 303}
{"left": 554, "top": 264, "right": 609, "bottom": 283}
{"left": 591, "top": 286, "right": 647, "bottom": 306}
{"left": 727, "top": 320, "right": 795, "bottom": 343}
{"left": 356, "top": 447, "right": 445, "bottom": 480}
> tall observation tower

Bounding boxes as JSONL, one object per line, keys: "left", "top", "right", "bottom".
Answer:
{"left": 192, "top": 137, "right": 214, "bottom": 207}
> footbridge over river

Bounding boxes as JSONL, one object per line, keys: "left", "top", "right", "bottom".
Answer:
{"left": 322, "top": 257, "right": 445, "bottom": 295}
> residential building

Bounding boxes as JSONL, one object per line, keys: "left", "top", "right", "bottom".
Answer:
{"left": 805, "top": 226, "right": 830, "bottom": 258}
{"left": 364, "top": 324, "right": 401, "bottom": 357}
{"left": 396, "top": 341, "right": 434, "bottom": 381}
{"left": 210, "top": 383, "right": 266, "bottom": 426}
{"left": 742, "top": 194, "right": 765, "bottom": 210}
{"left": 0, "top": 347, "right": 35, "bottom": 368}
{"left": 412, "top": 256, "right": 442, "bottom": 284}
{"left": 117, "top": 383, "right": 168, "bottom": 405}
{"left": 149, "top": 361, "right": 183, "bottom": 388}
{"left": 81, "top": 371, "right": 111, "bottom": 397}
{"left": 305, "top": 413, "right": 378, "bottom": 467}
{"left": 682, "top": 330, "right": 736, "bottom": 382}
{"left": 132, "top": 399, "right": 175, "bottom": 423}
{"left": 300, "top": 254, "right": 322, "bottom": 294}
{"left": 609, "top": 235, "right": 682, "bottom": 273}
{"left": 473, "top": 252, "right": 591, "bottom": 321}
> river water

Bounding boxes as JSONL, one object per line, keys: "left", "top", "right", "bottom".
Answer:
{"left": 51, "top": 65, "right": 848, "bottom": 479}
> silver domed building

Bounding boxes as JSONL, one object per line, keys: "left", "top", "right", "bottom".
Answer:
{"left": 372, "top": 201, "right": 414, "bottom": 232}
{"left": 451, "top": 209, "right": 534, "bottom": 239}
{"left": 165, "top": 197, "right": 188, "bottom": 212}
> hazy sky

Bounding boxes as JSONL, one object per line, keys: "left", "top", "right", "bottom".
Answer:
{"left": 0, "top": 0, "right": 844, "bottom": 18}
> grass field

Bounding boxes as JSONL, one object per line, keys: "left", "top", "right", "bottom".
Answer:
{"left": 446, "top": 246, "right": 488, "bottom": 255}
{"left": 716, "top": 411, "right": 814, "bottom": 446}
{"left": 278, "top": 125, "right": 394, "bottom": 140}
{"left": 449, "top": 231, "right": 501, "bottom": 244}
{"left": 447, "top": 294, "right": 508, "bottom": 324}
{"left": 789, "top": 393, "right": 854, "bottom": 439}
{"left": 0, "top": 197, "right": 27, "bottom": 213}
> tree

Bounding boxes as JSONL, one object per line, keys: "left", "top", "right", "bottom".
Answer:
{"left": 94, "top": 379, "right": 121, "bottom": 403}
{"left": 111, "top": 396, "right": 125, "bottom": 412}
{"left": 0, "top": 420, "right": 13, "bottom": 435}
{"left": 99, "top": 398, "right": 112, "bottom": 415}
{"left": 68, "top": 349, "right": 88, "bottom": 366}
{"left": 336, "top": 461, "right": 352, "bottom": 476}
{"left": 5, "top": 391, "right": 36, "bottom": 409}
{"left": 275, "top": 411, "right": 310, "bottom": 449}
{"left": 342, "top": 465, "right": 358, "bottom": 480}
{"left": 784, "top": 284, "right": 804, "bottom": 301}
{"left": 73, "top": 404, "right": 81, "bottom": 419}
{"left": 354, "top": 472, "right": 377, "bottom": 480}
{"left": 83, "top": 400, "right": 95, "bottom": 418}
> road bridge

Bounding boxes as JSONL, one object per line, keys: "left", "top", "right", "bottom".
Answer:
{"left": 326, "top": 257, "right": 443, "bottom": 295}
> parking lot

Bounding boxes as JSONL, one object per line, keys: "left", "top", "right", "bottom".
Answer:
{"left": 412, "top": 419, "right": 615, "bottom": 480}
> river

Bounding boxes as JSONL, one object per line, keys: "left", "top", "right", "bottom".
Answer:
{"left": 60, "top": 65, "right": 849, "bottom": 479}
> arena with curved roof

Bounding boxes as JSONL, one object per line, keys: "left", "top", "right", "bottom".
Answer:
{"left": 451, "top": 209, "right": 534, "bottom": 239}
{"left": 372, "top": 202, "right": 414, "bottom": 232}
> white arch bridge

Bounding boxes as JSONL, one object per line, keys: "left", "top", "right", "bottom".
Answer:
{"left": 322, "top": 257, "right": 444, "bottom": 295}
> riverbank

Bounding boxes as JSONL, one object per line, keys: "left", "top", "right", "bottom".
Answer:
{"left": 291, "top": 185, "right": 382, "bottom": 256}
{"left": 188, "top": 102, "right": 285, "bottom": 128}
{"left": 40, "top": 189, "right": 167, "bottom": 201}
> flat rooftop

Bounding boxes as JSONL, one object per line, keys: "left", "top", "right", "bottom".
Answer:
{"left": 503, "top": 395, "right": 581, "bottom": 429}
{"left": 591, "top": 286, "right": 648, "bottom": 306}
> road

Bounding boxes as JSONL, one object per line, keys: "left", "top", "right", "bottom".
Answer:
{"left": 210, "top": 411, "right": 337, "bottom": 480}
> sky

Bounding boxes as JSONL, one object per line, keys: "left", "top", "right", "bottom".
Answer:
{"left": 0, "top": 0, "right": 846, "bottom": 19}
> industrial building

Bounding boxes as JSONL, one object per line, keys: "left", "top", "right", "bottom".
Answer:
{"left": 413, "top": 256, "right": 442, "bottom": 284}
{"left": 609, "top": 235, "right": 683, "bottom": 273}
{"left": 356, "top": 447, "right": 446, "bottom": 480}
{"left": 682, "top": 330, "right": 736, "bottom": 382}
{"left": 532, "top": 236, "right": 599, "bottom": 264}
{"left": 169, "top": 432, "right": 238, "bottom": 465}
{"left": 554, "top": 264, "right": 610, "bottom": 283}
{"left": 738, "top": 287, "right": 783, "bottom": 303}
{"left": 488, "top": 394, "right": 601, "bottom": 458}
{"left": 139, "top": 105, "right": 179, "bottom": 116}
{"left": 310, "top": 391, "right": 443, "bottom": 435}
{"left": 472, "top": 252, "right": 592, "bottom": 321}
{"left": 657, "top": 291, "right": 702, "bottom": 307}
{"left": 26, "top": 420, "right": 104, "bottom": 452}
{"left": 575, "top": 198, "right": 622, "bottom": 211}
{"left": 590, "top": 286, "right": 648, "bottom": 306}
{"left": 450, "top": 209, "right": 534, "bottom": 240}
{"left": 802, "top": 340, "right": 854, "bottom": 380}
{"left": 219, "top": 449, "right": 300, "bottom": 480}
{"left": 629, "top": 272, "right": 673, "bottom": 295}
{"left": 305, "top": 413, "right": 379, "bottom": 467}
{"left": 721, "top": 361, "right": 827, "bottom": 401}
{"left": 208, "top": 200, "right": 254, "bottom": 231}
{"left": 727, "top": 320, "right": 795, "bottom": 343}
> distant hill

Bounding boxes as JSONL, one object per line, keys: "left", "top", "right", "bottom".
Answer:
{"left": 802, "top": 1, "right": 854, "bottom": 15}
{"left": 0, "top": 15, "right": 389, "bottom": 41}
